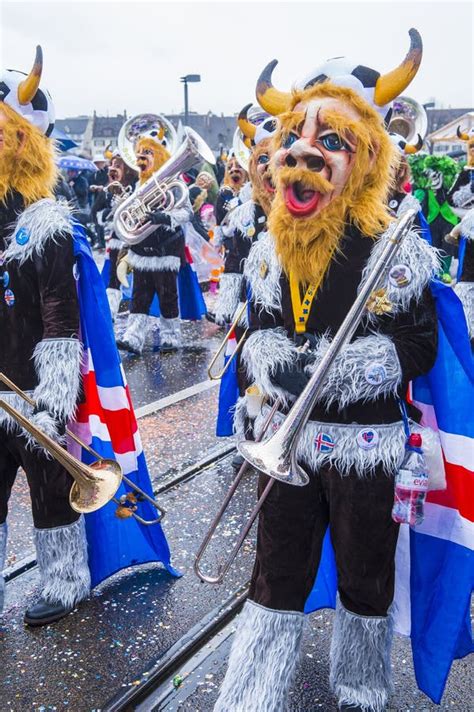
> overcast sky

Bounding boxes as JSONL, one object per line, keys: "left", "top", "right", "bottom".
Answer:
{"left": 0, "top": 0, "right": 472, "bottom": 119}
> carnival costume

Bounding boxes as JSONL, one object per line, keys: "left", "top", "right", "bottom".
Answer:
{"left": 214, "top": 30, "right": 444, "bottom": 712}
{"left": 0, "top": 47, "right": 90, "bottom": 625}
{"left": 117, "top": 120, "right": 192, "bottom": 354}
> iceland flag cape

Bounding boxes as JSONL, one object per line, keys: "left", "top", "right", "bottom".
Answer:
{"left": 71, "top": 224, "right": 180, "bottom": 587}
{"left": 305, "top": 279, "right": 473, "bottom": 704}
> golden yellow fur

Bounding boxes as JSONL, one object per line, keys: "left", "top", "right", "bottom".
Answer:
{"left": 248, "top": 138, "right": 274, "bottom": 216}
{"left": 468, "top": 137, "right": 474, "bottom": 168}
{"left": 135, "top": 137, "right": 170, "bottom": 184}
{"left": 0, "top": 103, "right": 57, "bottom": 206}
{"left": 268, "top": 83, "right": 396, "bottom": 285}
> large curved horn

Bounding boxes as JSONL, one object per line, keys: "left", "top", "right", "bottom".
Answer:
{"left": 237, "top": 103, "right": 256, "bottom": 141}
{"left": 374, "top": 29, "right": 423, "bottom": 106}
{"left": 457, "top": 125, "right": 470, "bottom": 141}
{"left": 256, "top": 59, "right": 292, "bottom": 116}
{"left": 404, "top": 133, "right": 423, "bottom": 155}
{"left": 18, "top": 45, "right": 43, "bottom": 105}
{"left": 104, "top": 144, "right": 114, "bottom": 160}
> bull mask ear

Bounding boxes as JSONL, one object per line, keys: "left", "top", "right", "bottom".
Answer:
{"left": 457, "top": 125, "right": 470, "bottom": 141}
{"left": 18, "top": 45, "right": 43, "bottom": 105}
{"left": 238, "top": 103, "right": 257, "bottom": 141}
{"left": 256, "top": 59, "right": 292, "bottom": 116}
{"left": 374, "top": 29, "right": 423, "bottom": 106}
{"left": 404, "top": 133, "right": 424, "bottom": 154}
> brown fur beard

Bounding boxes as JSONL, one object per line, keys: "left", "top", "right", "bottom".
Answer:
{"left": 467, "top": 138, "right": 474, "bottom": 168}
{"left": 0, "top": 103, "right": 57, "bottom": 206}
{"left": 269, "top": 83, "right": 394, "bottom": 285}
{"left": 248, "top": 140, "right": 274, "bottom": 216}
{"left": 135, "top": 138, "right": 170, "bottom": 185}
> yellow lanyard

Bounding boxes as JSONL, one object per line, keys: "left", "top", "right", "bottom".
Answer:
{"left": 289, "top": 274, "right": 318, "bottom": 333}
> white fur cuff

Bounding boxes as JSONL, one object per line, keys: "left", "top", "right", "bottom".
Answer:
{"left": 127, "top": 252, "right": 180, "bottom": 273}
{"left": 307, "top": 333, "right": 403, "bottom": 410}
{"left": 241, "top": 327, "right": 297, "bottom": 406}
{"left": 33, "top": 338, "right": 83, "bottom": 422}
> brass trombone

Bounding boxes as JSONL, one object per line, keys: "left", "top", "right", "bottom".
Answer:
{"left": 207, "top": 300, "right": 248, "bottom": 380}
{"left": 195, "top": 209, "right": 417, "bottom": 583}
{"left": 0, "top": 373, "right": 166, "bottom": 525}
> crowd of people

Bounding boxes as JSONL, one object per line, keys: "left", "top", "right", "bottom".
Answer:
{"left": 0, "top": 34, "right": 472, "bottom": 712}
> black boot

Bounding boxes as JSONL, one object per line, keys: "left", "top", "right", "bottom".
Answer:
{"left": 24, "top": 597, "right": 72, "bottom": 627}
{"left": 339, "top": 705, "right": 365, "bottom": 712}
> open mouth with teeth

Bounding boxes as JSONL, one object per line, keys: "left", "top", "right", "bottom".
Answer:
{"left": 284, "top": 181, "right": 321, "bottom": 216}
{"left": 263, "top": 175, "right": 275, "bottom": 194}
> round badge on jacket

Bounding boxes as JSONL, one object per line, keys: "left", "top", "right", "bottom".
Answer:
{"left": 4, "top": 288, "right": 15, "bottom": 307}
{"left": 388, "top": 264, "right": 412, "bottom": 288}
{"left": 356, "top": 428, "right": 379, "bottom": 450}
{"left": 15, "top": 227, "right": 30, "bottom": 245}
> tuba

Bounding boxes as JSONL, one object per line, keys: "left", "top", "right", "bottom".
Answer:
{"left": 389, "top": 95, "right": 428, "bottom": 144}
{"left": 113, "top": 127, "right": 216, "bottom": 245}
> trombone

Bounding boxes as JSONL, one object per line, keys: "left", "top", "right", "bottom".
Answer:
{"left": 0, "top": 373, "right": 166, "bottom": 525}
{"left": 195, "top": 209, "right": 417, "bottom": 583}
{"left": 207, "top": 300, "right": 248, "bottom": 380}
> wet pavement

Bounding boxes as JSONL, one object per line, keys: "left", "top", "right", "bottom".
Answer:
{"left": 1, "top": 454, "right": 257, "bottom": 711}
{"left": 177, "top": 608, "right": 472, "bottom": 711}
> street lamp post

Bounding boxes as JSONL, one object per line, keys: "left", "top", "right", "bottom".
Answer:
{"left": 180, "top": 74, "right": 201, "bottom": 126}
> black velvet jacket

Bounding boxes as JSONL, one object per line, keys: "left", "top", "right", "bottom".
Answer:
{"left": 224, "top": 202, "right": 267, "bottom": 274}
{"left": 244, "top": 224, "right": 438, "bottom": 426}
{"left": 0, "top": 193, "right": 79, "bottom": 391}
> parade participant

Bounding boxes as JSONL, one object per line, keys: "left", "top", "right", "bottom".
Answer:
{"left": 387, "top": 131, "right": 429, "bottom": 236}
{"left": 215, "top": 155, "right": 248, "bottom": 226}
{"left": 0, "top": 47, "right": 90, "bottom": 625}
{"left": 0, "top": 48, "right": 178, "bottom": 627}
{"left": 448, "top": 125, "right": 474, "bottom": 200}
{"left": 214, "top": 30, "right": 443, "bottom": 712}
{"left": 116, "top": 115, "right": 192, "bottom": 354}
{"left": 214, "top": 105, "right": 276, "bottom": 326}
{"left": 445, "top": 208, "right": 474, "bottom": 342}
{"left": 104, "top": 153, "right": 138, "bottom": 320}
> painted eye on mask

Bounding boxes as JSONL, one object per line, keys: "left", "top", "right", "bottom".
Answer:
{"left": 318, "top": 133, "right": 351, "bottom": 152}
{"left": 282, "top": 132, "right": 298, "bottom": 150}
{"left": 257, "top": 154, "right": 270, "bottom": 165}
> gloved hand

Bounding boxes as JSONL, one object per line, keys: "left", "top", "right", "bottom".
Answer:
{"left": 147, "top": 210, "right": 171, "bottom": 226}
{"left": 271, "top": 351, "right": 314, "bottom": 398}
{"left": 444, "top": 224, "right": 460, "bottom": 245}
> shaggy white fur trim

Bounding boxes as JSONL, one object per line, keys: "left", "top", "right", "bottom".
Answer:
{"left": 0, "top": 391, "right": 65, "bottom": 453}
{"left": 107, "top": 237, "right": 124, "bottom": 251}
{"left": 168, "top": 197, "right": 192, "bottom": 231}
{"left": 159, "top": 317, "right": 182, "bottom": 348}
{"left": 127, "top": 252, "right": 180, "bottom": 273}
{"left": 215, "top": 600, "right": 304, "bottom": 712}
{"left": 252, "top": 404, "right": 443, "bottom": 480}
{"left": 121, "top": 313, "right": 150, "bottom": 353}
{"left": 227, "top": 199, "right": 256, "bottom": 237}
{"left": 452, "top": 185, "right": 474, "bottom": 212}
{"left": 232, "top": 396, "right": 248, "bottom": 437}
{"left": 4, "top": 199, "right": 73, "bottom": 266}
{"left": 106, "top": 288, "right": 122, "bottom": 321}
{"left": 306, "top": 333, "right": 402, "bottom": 410}
{"left": 330, "top": 597, "right": 394, "bottom": 712}
{"left": 241, "top": 328, "right": 297, "bottom": 407}
{"left": 456, "top": 208, "right": 474, "bottom": 240}
{"left": 214, "top": 273, "right": 243, "bottom": 325}
{"left": 239, "top": 181, "right": 253, "bottom": 203}
{"left": 0, "top": 522, "right": 7, "bottom": 615}
{"left": 33, "top": 338, "right": 83, "bottom": 422}
{"left": 454, "top": 282, "right": 474, "bottom": 338}
{"left": 35, "top": 517, "right": 91, "bottom": 608}
{"left": 396, "top": 193, "right": 421, "bottom": 218}
{"left": 362, "top": 223, "right": 441, "bottom": 323}
{"left": 243, "top": 231, "right": 282, "bottom": 314}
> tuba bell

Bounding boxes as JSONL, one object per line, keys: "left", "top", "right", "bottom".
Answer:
{"left": 389, "top": 95, "right": 428, "bottom": 144}
{"left": 113, "top": 127, "right": 216, "bottom": 245}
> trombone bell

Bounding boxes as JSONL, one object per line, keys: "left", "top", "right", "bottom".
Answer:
{"left": 238, "top": 437, "right": 309, "bottom": 487}
{"left": 70, "top": 459, "right": 123, "bottom": 514}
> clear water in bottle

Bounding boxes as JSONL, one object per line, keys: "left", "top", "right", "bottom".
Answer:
{"left": 392, "top": 433, "right": 429, "bottom": 526}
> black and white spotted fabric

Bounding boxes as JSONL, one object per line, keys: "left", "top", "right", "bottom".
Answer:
{"left": 0, "top": 68, "right": 55, "bottom": 136}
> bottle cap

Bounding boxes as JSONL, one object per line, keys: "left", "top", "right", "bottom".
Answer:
{"left": 408, "top": 433, "right": 422, "bottom": 447}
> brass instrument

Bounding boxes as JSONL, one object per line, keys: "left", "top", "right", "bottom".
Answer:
{"left": 0, "top": 373, "right": 166, "bottom": 525}
{"left": 194, "top": 209, "right": 417, "bottom": 583}
{"left": 388, "top": 95, "right": 428, "bottom": 144}
{"left": 207, "top": 301, "right": 248, "bottom": 380}
{"left": 113, "top": 127, "right": 215, "bottom": 246}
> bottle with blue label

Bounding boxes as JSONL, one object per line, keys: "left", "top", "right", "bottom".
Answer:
{"left": 392, "top": 432, "right": 429, "bottom": 526}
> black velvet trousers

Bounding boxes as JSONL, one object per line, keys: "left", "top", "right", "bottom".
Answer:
{"left": 130, "top": 270, "right": 179, "bottom": 319}
{"left": 0, "top": 430, "right": 79, "bottom": 529}
{"left": 249, "top": 463, "right": 399, "bottom": 617}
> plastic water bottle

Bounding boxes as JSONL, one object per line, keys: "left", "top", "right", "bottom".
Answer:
{"left": 392, "top": 433, "right": 429, "bottom": 526}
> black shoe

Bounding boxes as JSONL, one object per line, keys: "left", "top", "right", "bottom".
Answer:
{"left": 339, "top": 705, "right": 377, "bottom": 712}
{"left": 205, "top": 311, "right": 216, "bottom": 324}
{"left": 231, "top": 452, "right": 245, "bottom": 470}
{"left": 24, "top": 598, "right": 72, "bottom": 627}
{"left": 116, "top": 338, "right": 141, "bottom": 355}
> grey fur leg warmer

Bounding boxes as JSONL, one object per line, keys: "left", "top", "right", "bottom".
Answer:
{"left": 0, "top": 522, "right": 7, "bottom": 614}
{"left": 106, "top": 288, "right": 122, "bottom": 321}
{"left": 160, "top": 317, "right": 182, "bottom": 348}
{"left": 34, "top": 517, "right": 91, "bottom": 609}
{"left": 121, "top": 313, "right": 149, "bottom": 354}
{"left": 214, "top": 600, "right": 305, "bottom": 712}
{"left": 330, "top": 598, "right": 394, "bottom": 712}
